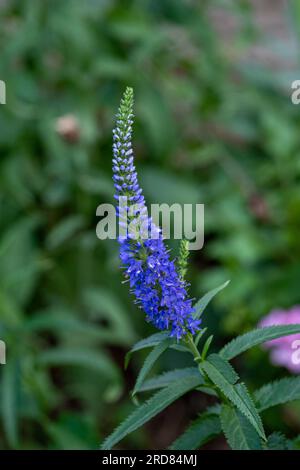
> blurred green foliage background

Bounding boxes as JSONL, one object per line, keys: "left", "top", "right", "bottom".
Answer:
{"left": 1, "top": 0, "right": 300, "bottom": 449}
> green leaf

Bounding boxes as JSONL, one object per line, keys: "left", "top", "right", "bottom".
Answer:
{"left": 46, "top": 215, "right": 85, "bottom": 250}
{"left": 220, "top": 324, "right": 300, "bottom": 360}
{"left": 82, "top": 288, "right": 136, "bottom": 345}
{"left": 132, "top": 339, "right": 173, "bottom": 396}
{"left": 254, "top": 376, "right": 300, "bottom": 411}
{"left": 266, "top": 432, "right": 289, "bottom": 450}
{"left": 1, "top": 359, "right": 19, "bottom": 447}
{"left": 200, "top": 356, "right": 265, "bottom": 440}
{"left": 289, "top": 434, "right": 300, "bottom": 450}
{"left": 235, "top": 383, "right": 265, "bottom": 438}
{"left": 38, "top": 348, "right": 122, "bottom": 401}
{"left": 39, "top": 348, "right": 120, "bottom": 375}
{"left": 205, "top": 354, "right": 239, "bottom": 384}
{"left": 125, "top": 332, "right": 171, "bottom": 369}
{"left": 201, "top": 335, "right": 213, "bottom": 360}
{"left": 193, "top": 280, "right": 230, "bottom": 319}
{"left": 220, "top": 405, "right": 262, "bottom": 450}
{"left": 138, "top": 368, "right": 203, "bottom": 392}
{"left": 197, "top": 385, "right": 218, "bottom": 397}
{"left": 170, "top": 406, "right": 221, "bottom": 450}
{"left": 44, "top": 422, "right": 91, "bottom": 450}
{"left": 140, "top": 167, "right": 199, "bottom": 206}
{"left": 26, "top": 309, "right": 116, "bottom": 343}
{"left": 0, "top": 217, "right": 41, "bottom": 307}
{"left": 195, "top": 327, "right": 208, "bottom": 346}
{"left": 101, "top": 374, "right": 203, "bottom": 450}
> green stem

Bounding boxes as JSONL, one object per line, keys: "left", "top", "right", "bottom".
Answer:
{"left": 184, "top": 333, "right": 221, "bottom": 398}
{"left": 185, "top": 333, "right": 202, "bottom": 363}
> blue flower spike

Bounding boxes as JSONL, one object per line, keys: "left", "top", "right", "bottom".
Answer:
{"left": 112, "top": 87, "right": 201, "bottom": 339}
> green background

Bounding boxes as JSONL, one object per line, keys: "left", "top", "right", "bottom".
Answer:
{"left": 0, "top": 0, "right": 300, "bottom": 449}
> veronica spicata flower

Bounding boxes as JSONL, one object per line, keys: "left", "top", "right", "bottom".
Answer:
{"left": 112, "top": 87, "right": 200, "bottom": 339}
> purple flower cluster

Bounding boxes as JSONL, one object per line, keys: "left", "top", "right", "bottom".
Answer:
{"left": 112, "top": 87, "right": 201, "bottom": 339}
{"left": 259, "top": 307, "right": 300, "bottom": 373}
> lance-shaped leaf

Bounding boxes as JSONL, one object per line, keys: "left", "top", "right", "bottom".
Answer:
{"left": 221, "top": 405, "right": 262, "bottom": 450}
{"left": 205, "top": 353, "right": 239, "bottom": 383}
{"left": 220, "top": 324, "right": 300, "bottom": 360}
{"left": 138, "top": 367, "right": 202, "bottom": 392}
{"left": 254, "top": 376, "right": 300, "bottom": 411}
{"left": 132, "top": 338, "right": 173, "bottom": 396}
{"left": 125, "top": 332, "right": 171, "bottom": 369}
{"left": 170, "top": 406, "right": 221, "bottom": 450}
{"left": 200, "top": 354, "right": 265, "bottom": 440}
{"left": 193, "top": 280, "right": 230, "bottom": 319}
{"left": 101, "top": 374, "right": 204, "bottom": 450}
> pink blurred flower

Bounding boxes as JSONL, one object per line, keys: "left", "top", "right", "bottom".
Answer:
{"left": 259, "top": 307, "right": 300, "bottom": 373}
